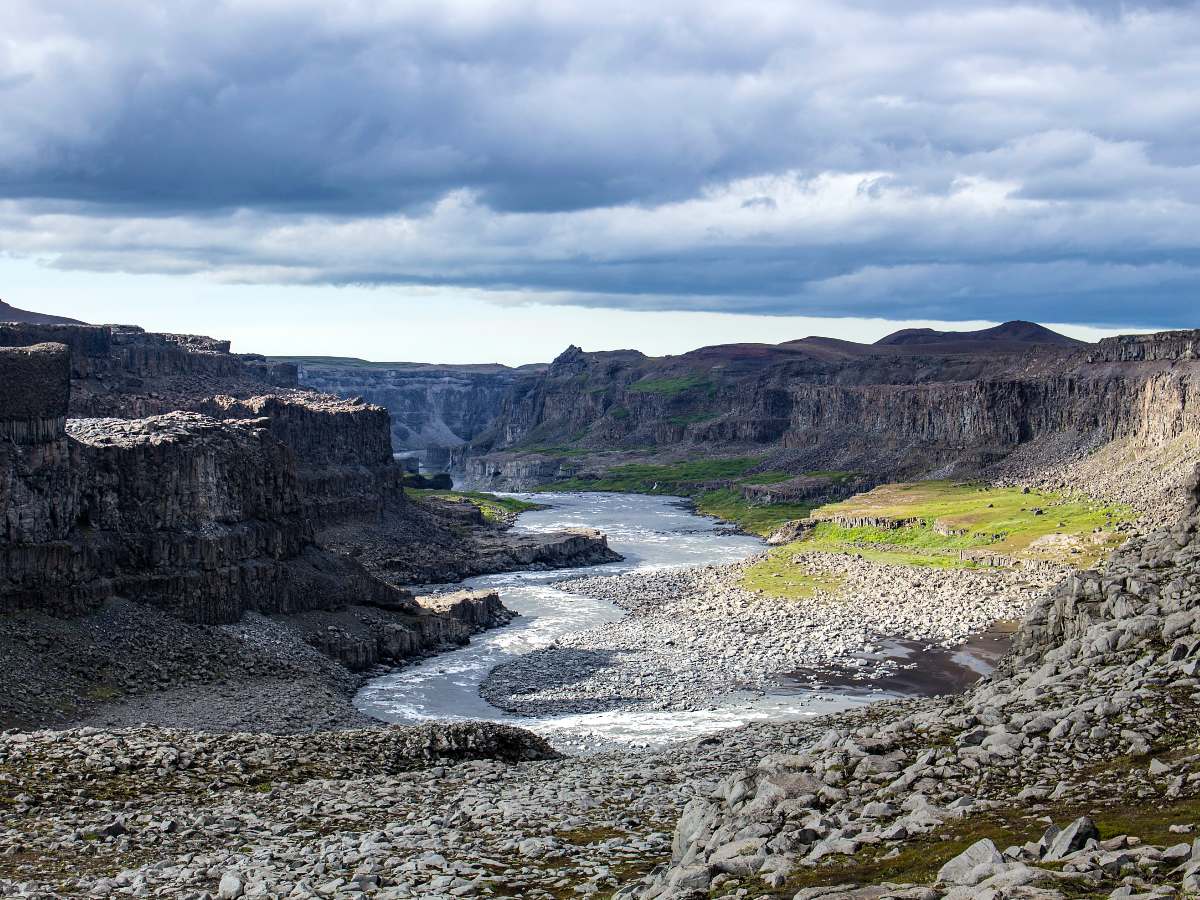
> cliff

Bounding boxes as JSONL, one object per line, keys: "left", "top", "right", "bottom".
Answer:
{"left": 287, "top": 357, "right": 544, "bottom": 466}
{"left": 0, "top": 346, "right": 406, "bottom": 623}
{"left": 0, "top": 322, "right": 300, "bottom": 416}
{"left": 464, "top": 326, "right": 1200, "bottom": 513}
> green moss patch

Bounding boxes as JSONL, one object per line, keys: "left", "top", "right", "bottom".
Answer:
{"left": 695, "top": 489, "right": 813, "bottom": 538}
{"left": 627, "top": 374, "right": 714, "bottom": 396}
{"left": 740, "top": 548, "right": 845, "bottom": 599}
{"left": 809, "top": 481, "right": 1132, "bottom": 567}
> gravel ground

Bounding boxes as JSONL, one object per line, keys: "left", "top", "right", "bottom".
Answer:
{"left": 480, "top": 555, "right": 1057, "bottom": 716}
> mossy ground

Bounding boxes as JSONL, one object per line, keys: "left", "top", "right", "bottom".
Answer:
{"left": 742, "top": 480, "right": 1132, "bottom": 599}
{"left": 811, "top": 481, "right": 1132, "bottom": 567}
{"left": 740, "top": 547, "right": 846, "bottom": 599}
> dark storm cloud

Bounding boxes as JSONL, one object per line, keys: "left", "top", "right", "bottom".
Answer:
{"left": 1, "top": 0, "right": 1199, "bottom": 326}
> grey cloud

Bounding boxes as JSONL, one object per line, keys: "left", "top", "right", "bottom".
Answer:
{"left": 0, "top": 0, "right": 1199, "bottom": 327}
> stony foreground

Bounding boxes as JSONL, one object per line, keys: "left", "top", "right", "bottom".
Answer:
{"left": 481, "top": 556, "right": 1054, "bottom": 716}
{"left": 2, "top": 469, "right": 1198, "bottom": 899}
{"left": 628, "top": 473, "right": 1200, "bottom": 899}
{"left": 0, "top": 719, "right": 832, "bottom": 899}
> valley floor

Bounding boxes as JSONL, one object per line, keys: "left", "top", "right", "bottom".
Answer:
{"left": 4, "top": 467, "right": 1200, "bottom": 898}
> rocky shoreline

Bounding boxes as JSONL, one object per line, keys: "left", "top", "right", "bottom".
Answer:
{"left": 480, "top": 554, "right": 1058, "bottom": 717}
{"left": 0, "top": 589, "right": 516, "bottom": 734}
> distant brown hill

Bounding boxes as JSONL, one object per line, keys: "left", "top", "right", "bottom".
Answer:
{"left": 0, "top": 299, "right": 86, "bottom": 325}
{"left": 874, "top": 320, "right": 1083, "bottom": 350}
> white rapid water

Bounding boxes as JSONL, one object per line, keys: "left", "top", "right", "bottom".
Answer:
{"left": 354, "top": 492, "right": 904, "bottom": 752}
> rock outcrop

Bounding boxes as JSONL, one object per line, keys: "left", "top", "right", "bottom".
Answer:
{"left": 0, "top": 322, "right": 300, "bottom": 418}
{"left": 1, "top": 358, "right": 407, "bottom": 623}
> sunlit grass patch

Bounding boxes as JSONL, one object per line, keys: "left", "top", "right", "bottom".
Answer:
{"left": 741, "top": 548, "right": 845, "bottom": 598}
{"left": 809, "top": 481, "right": 1132, "bottom": 567}
{"left": 407, "top": 489, "right": 546, "bottom": 523}
{"left": 694, "top": 489, "right": 812, "bottom": 538}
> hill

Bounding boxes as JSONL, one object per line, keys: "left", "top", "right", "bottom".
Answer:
{"left": 0, "top": 299, "right": 86, "bottom": 325}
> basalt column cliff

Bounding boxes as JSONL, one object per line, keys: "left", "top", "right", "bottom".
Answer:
{"left": 0, "top": 322, "right": 613, "bottom": 728}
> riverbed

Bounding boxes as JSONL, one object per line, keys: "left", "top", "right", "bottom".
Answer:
{"left": 355, "top": 492, "right": 1003, "bottom": 752}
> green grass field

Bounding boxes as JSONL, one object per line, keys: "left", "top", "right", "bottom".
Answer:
{"left": 741, "top": 479, "right": 1134, "bottom": 601}
{"left": 811, "top": 480, "right": 1131, "bottom": 566}
{"left": 740, "top": 547, "right": 846, "bottom": 599}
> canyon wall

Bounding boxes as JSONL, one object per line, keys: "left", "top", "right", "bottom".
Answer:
{"left": 291, "top": 358, "right": 543, "bottom": 464}
{"left": 0, "top": 342, "right": 409, "bottom": 623}
{"left": 464, "top": 330, "right": 1200, "bottom": 503}
{"left": 0, "top": 322, "right": 299, "bottom": 418}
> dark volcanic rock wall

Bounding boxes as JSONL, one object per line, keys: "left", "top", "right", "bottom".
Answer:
{"left": 0, "top": 322, "right": 299, "bottom": 417}
{"left": 0, "top": 343, "right": 70, "bottom": 444}
{"left": 2, "top": 404, "right": 411, "bottom": 623}
{"left": 196, "top": 394, "right": 404, "bottom": 527}
{"left": 466, "top": 330, "right": 1200, "bottom": 487}
{"left": 293, "top": 360, "right": 542, "bottom": 458}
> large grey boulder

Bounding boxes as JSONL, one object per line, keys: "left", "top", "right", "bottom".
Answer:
{"left": 937, "top": 838, "right": 1005, "bottom": 886}
{"left": 1043, "top": 817, "right": 1099, "bottom": 861}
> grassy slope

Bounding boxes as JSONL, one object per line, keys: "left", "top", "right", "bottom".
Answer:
{"left": 743, "top": 480, "right": 1134, "bottom": 601}
{"left": 812, "top": 481, "right": 1131, "bottom": 566}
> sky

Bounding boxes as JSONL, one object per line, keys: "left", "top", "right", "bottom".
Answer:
{"left": 1, "top": 0, "right": 1197, "bottom": 364}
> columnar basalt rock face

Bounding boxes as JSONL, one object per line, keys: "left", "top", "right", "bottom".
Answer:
{"left": 1090, "top": 328, "right": 1200, "bottom": 362}
{"left": 0, "top": 343, "right": 70, "bottom": 445}
{"left": 200, "top": 394, "right": 393, "bottom": 467}
{"left": 194, "top": 394, "right": 405, "bottom": 528}
{"left": 0, "top": 322, "right": 298, "bottom": 417}
{"left": 1, "top": 409, "right": 416, "bottom": 623}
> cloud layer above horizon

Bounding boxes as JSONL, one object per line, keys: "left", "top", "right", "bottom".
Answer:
{"left": 2, "top": 0, "right": 1198, "bottom": 326}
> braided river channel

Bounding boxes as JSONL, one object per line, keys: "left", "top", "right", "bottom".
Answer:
{"left": 355, "top": 492, "right": 1000, "bottom": 752}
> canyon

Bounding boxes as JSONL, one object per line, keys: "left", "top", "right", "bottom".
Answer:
{"left": 3, "top": 309, "right": 1200, "bottom": 898}
{"left": 0, "top": 320, "right": 614, "bottom": 729}
{"left": 285, "top": 357, "right": 544, "bottom": 470}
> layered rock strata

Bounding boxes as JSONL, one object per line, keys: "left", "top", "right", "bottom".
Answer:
{"left": 290, "top": 357, "right": 544, "bottom": 460}
{"left": 465, "top": 328, "right": 1200, "bottom": 514}
{"left": 0, "top": 322, "right": 300, "bottom": 416}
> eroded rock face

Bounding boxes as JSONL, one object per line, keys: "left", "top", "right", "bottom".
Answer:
{"left": 465, "top": 329, "right": 1200, "bottom": 505}
{"left": 0, "top": 343, "right": 70, "bottom": 444}
{"left": 0, "top": 322, "right": 299, "bottom": 414}
{"left": 292, "top": 360, "right": 543, "bottom": 458}
{"left": 2, "top": 408, "right": 413, "bottom": 623}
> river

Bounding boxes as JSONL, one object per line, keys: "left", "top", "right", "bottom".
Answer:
{"left": 354, "top": 492, "right": 1002, "bottom": 752}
